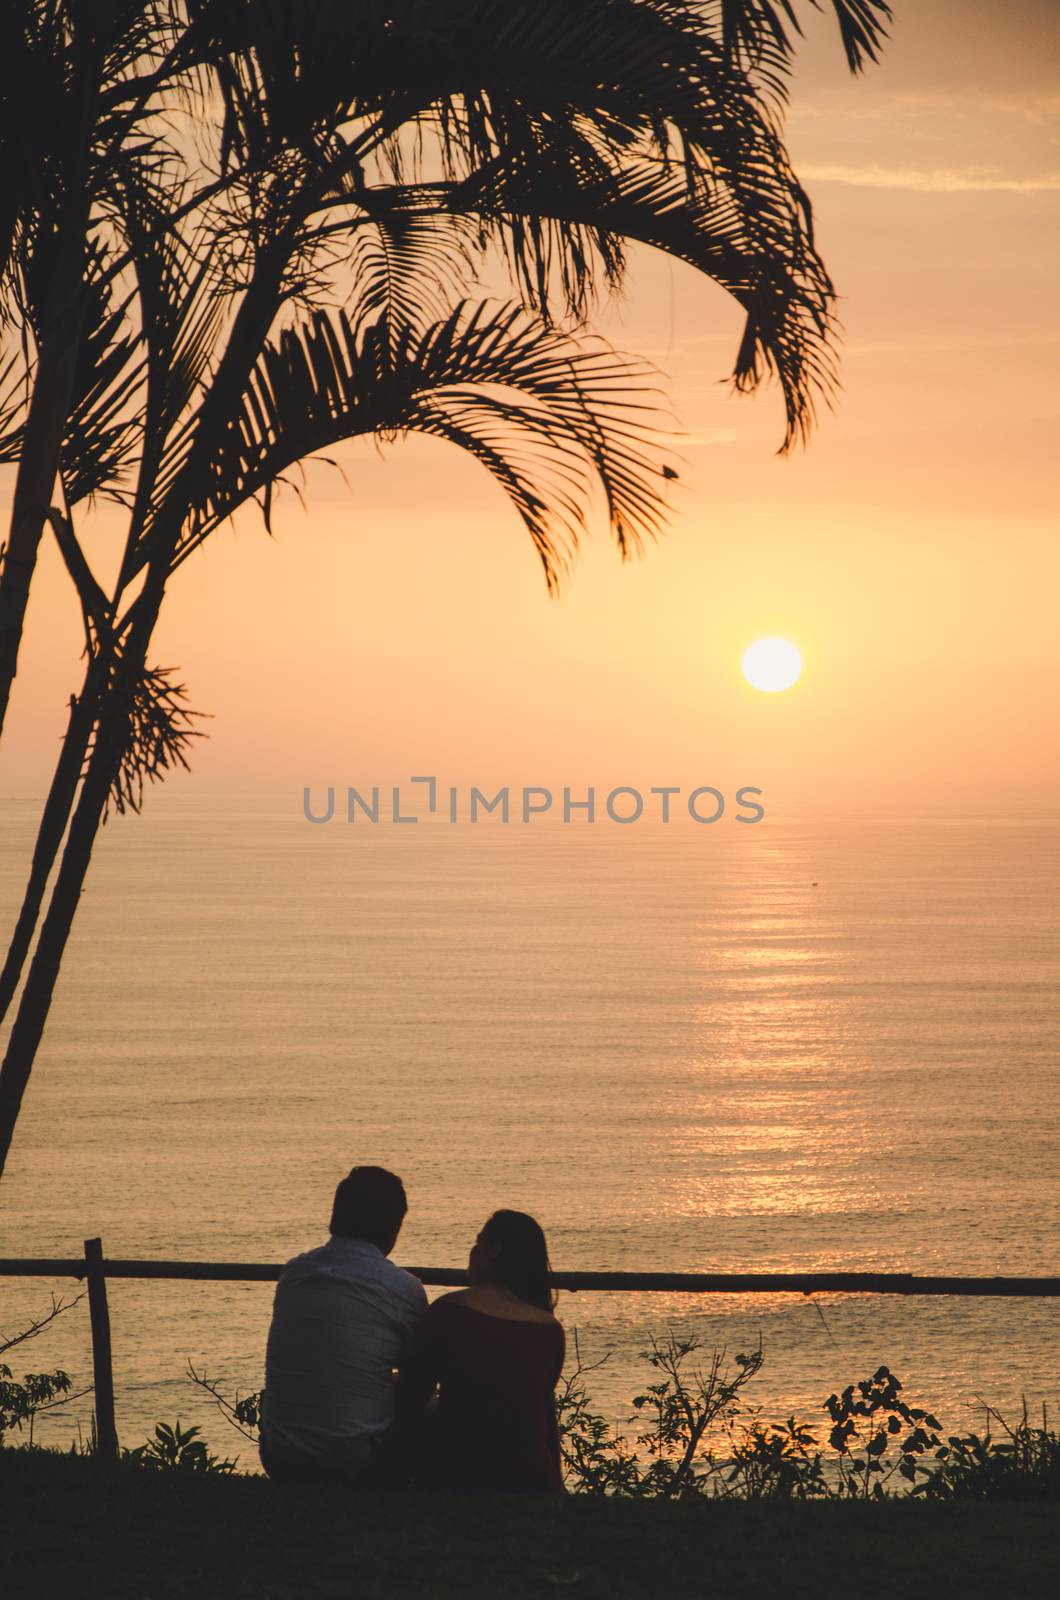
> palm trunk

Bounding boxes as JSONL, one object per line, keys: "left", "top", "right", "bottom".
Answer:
{"left": 0, "top": 666, "right": 102, "bottom": 1023}
{"left": 0, "top": 708, "right": 124, "bottom": 1177}
{"left": 0, "top": 612, "right": 152, "bottom": 1178}
{"left": 0, "top": 485, "right": 175, "bottom": 1171}
{"left": 0, "top": 482, "right": 169, "bottom": 1172}
{"left": 0, "top": 214, "right": 89, "bottom": 739}
{"left": 0, "top": 242, "right": 290, "bottom": 1177}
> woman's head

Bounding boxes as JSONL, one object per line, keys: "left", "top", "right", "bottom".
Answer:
{"left": 468, "top": 1209, "right": 555, "bottom": 1312}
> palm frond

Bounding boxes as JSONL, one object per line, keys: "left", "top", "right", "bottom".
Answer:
{"left": 109, "top": 164, "right": 229, "bottom": 542}
{"left": 179, "top": 299, "right": 676, "bottom": 591}
{"left": 347, "top": 206, "right": 482, "bottom": 349}
{"left": 0, "top": 2, "right": 195, "bottom": 297}
{"left": 716, "top": 2, "right": 889, "bottom": 91}
{"left": 452, "top": 152, "right": 834, "bottom": 448}
{"left": 0, "top": 239, "right": 145, "bottom": 502}
{"left": 101, "top": 662, "right": 208, "bottom": 820}
{"left": 58, "top": 242, "right": 145, "bottom": 506}
{"left": 193, "top": 0, "right": 883, "bottom": 322}
{"left": 353, "top": 1, "right": 853, "bottom": 425}
{"left": 0, "top": 347, "right": 31, "bottom": 461}
{"left": 820, "top": 1, "right": 890, "bottom": 73}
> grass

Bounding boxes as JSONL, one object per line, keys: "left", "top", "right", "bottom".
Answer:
{"left": 2, "top": 1448, "right": 1058, "bottom": 1600}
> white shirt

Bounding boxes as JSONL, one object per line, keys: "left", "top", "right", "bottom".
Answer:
{"left": 261, "top": 1236, "right": 427, "bottom": 1461}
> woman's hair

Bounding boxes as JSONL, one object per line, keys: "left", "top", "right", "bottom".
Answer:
{"left": 479, "top": 1209, "right": 555, "bottom": 1312}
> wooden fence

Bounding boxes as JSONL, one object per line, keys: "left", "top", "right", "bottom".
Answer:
{"left": 3, "top": 1241, "right": 1058, "bottom": 1458}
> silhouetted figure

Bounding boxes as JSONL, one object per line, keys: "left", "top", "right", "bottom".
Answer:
{"left": 259, "top": 1165, "right": 427, "bottom": 1485}
{"left": 403, "top": 1210, "right": 565, "bottom": 1492}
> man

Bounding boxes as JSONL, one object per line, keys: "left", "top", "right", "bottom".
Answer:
{"left": 260, "top": 1165, "right": 428, "bottom": 1484}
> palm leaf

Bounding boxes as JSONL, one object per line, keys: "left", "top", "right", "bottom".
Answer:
{"left": 347, "top": 206, "right": 481, "bottom": 349}
{"left": 319, "top": 2, "right": 855, "bottom": 436}
{"left": 110, "top": 164, "right": 229, "bottom": 542}
{"left": 452, "top": 152, "right": 834, "bottom": 449}
{"left": 201, "top": 0, "right": 884, "bottom": 321}
{"left": 820, "top": 1, "right": 890, "bottom": 74}
{"left": 180, "top": 299, "right": 675, "bottom": 591}
{"left": 717, "top": 2, "right": 890, "bottom": 91}
{"left": 0, "top": 347, "right": 31, "bottom": 461}
{"left": 100, "top": 660, "right": 208, "bottom": 820}
{"left": 57, "top": 241, "right": 145, "bottom": 507}
{"left": 0, "top": 238, "right": 146, "bottom": 503}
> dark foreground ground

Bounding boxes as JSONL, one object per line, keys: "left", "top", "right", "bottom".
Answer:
{"left": 3, "top": 1449, "right": 1057, "bottom": 1600}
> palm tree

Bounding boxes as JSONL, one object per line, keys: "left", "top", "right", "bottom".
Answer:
{"left": 0, "top": 1, "right": 234, "bottom": 737}
{"left": 0, "top": 0, "right": 890, "bottom": 736}
{"left": 0, "top": 0, "right": 890, "bottom": 1178}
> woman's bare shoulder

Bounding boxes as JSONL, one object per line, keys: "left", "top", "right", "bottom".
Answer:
{"left": 429, "top": 1288, "right": 473, "bottom": 1311}
{"left": 522, "top": 1301, "right": 562, "bottom": 1327}
{"left": 464, "top": 1285, "right": 562, "bottom": 1324}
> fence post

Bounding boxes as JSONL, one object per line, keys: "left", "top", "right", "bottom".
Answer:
{"left": 83, "top": 1237, "right": 118, "bottom": 1458}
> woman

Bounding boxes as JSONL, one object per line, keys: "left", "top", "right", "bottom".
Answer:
{"left": 404, "top": 1209, "right": 565, "bottom": 1492}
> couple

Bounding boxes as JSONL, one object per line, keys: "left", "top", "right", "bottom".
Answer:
{"left": 259, "top": 1165, "right": 565, "bottom": 1492}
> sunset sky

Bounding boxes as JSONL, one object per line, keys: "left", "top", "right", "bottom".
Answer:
{"left": 3, "top": 0, "right": 1058, "bottom": 805}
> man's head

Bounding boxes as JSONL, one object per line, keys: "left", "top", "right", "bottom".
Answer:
{"left": 329, "top": 1165, "right": 408, "bottom": 1255}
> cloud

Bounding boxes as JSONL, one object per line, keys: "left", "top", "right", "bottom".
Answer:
{"left": 801, "top": 163, "right": 1060, "bottom": 193}
{"left": 791, "top": 91, "right": 1060, "bottom": 127}
{"left": 847, "top": 333, "right": 1060, "bottom": 356}
{"left": 682, "top": 428, "right": 739, "bottom": 447}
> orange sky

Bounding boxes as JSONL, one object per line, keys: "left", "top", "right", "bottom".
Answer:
{"left": 3, "top": 1, "right": 1058, "bottom": 806}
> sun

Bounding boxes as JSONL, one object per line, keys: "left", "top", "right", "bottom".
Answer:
{"left": 741, "top": 636, "right": 803, "bottom": 693}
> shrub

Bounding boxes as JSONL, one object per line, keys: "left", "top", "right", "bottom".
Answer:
{"left": 12, "top": 1323, "right": 1058, "bottom": 1502}
{"left": 0, "top": 1293, "right": 87, "bottom": 1448}
{"left": 0, "top": 1364, "right": 74, "bottom": 1448}
{"left": 122, "top": 1421, "right": 236, "bottom": 1475}
{"left": 821, "top": 1365, "right": 946, "bottom": 1498}
{"left": 555, "top": 1340, "right": 1058, "bottom": 1503}
{"left": 724, "top": 1416, "right": 828, "bottom": 1500}
{"left": 557, "top": 1334, "right": 766, "bottom": 1497}
{"left": 916, "top": 1404, "right": 1060, "bottom": 1502}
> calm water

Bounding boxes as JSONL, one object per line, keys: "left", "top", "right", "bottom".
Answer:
{"left": 1, "top": 795, "right": 1058, "bottom": 1465}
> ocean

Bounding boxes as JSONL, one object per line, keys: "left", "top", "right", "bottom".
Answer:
{"left": 1, "top": 794, "right": 1058, "bottom": 1466}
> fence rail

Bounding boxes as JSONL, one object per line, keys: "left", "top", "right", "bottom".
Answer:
{"left": 5, "top": 1258, "right": 1060, "bottom": 1296}
{"left": 3, "top": 1243, "right": 1058, "bottom": 1457}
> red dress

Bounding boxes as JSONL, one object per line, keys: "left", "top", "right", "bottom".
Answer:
{"left": 408, "top": 1297, "right": 565, "bottom": 1492}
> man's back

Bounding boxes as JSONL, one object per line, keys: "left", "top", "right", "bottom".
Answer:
{"left": 262, "top": 1235, "right": 427, "bottom": 1464}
